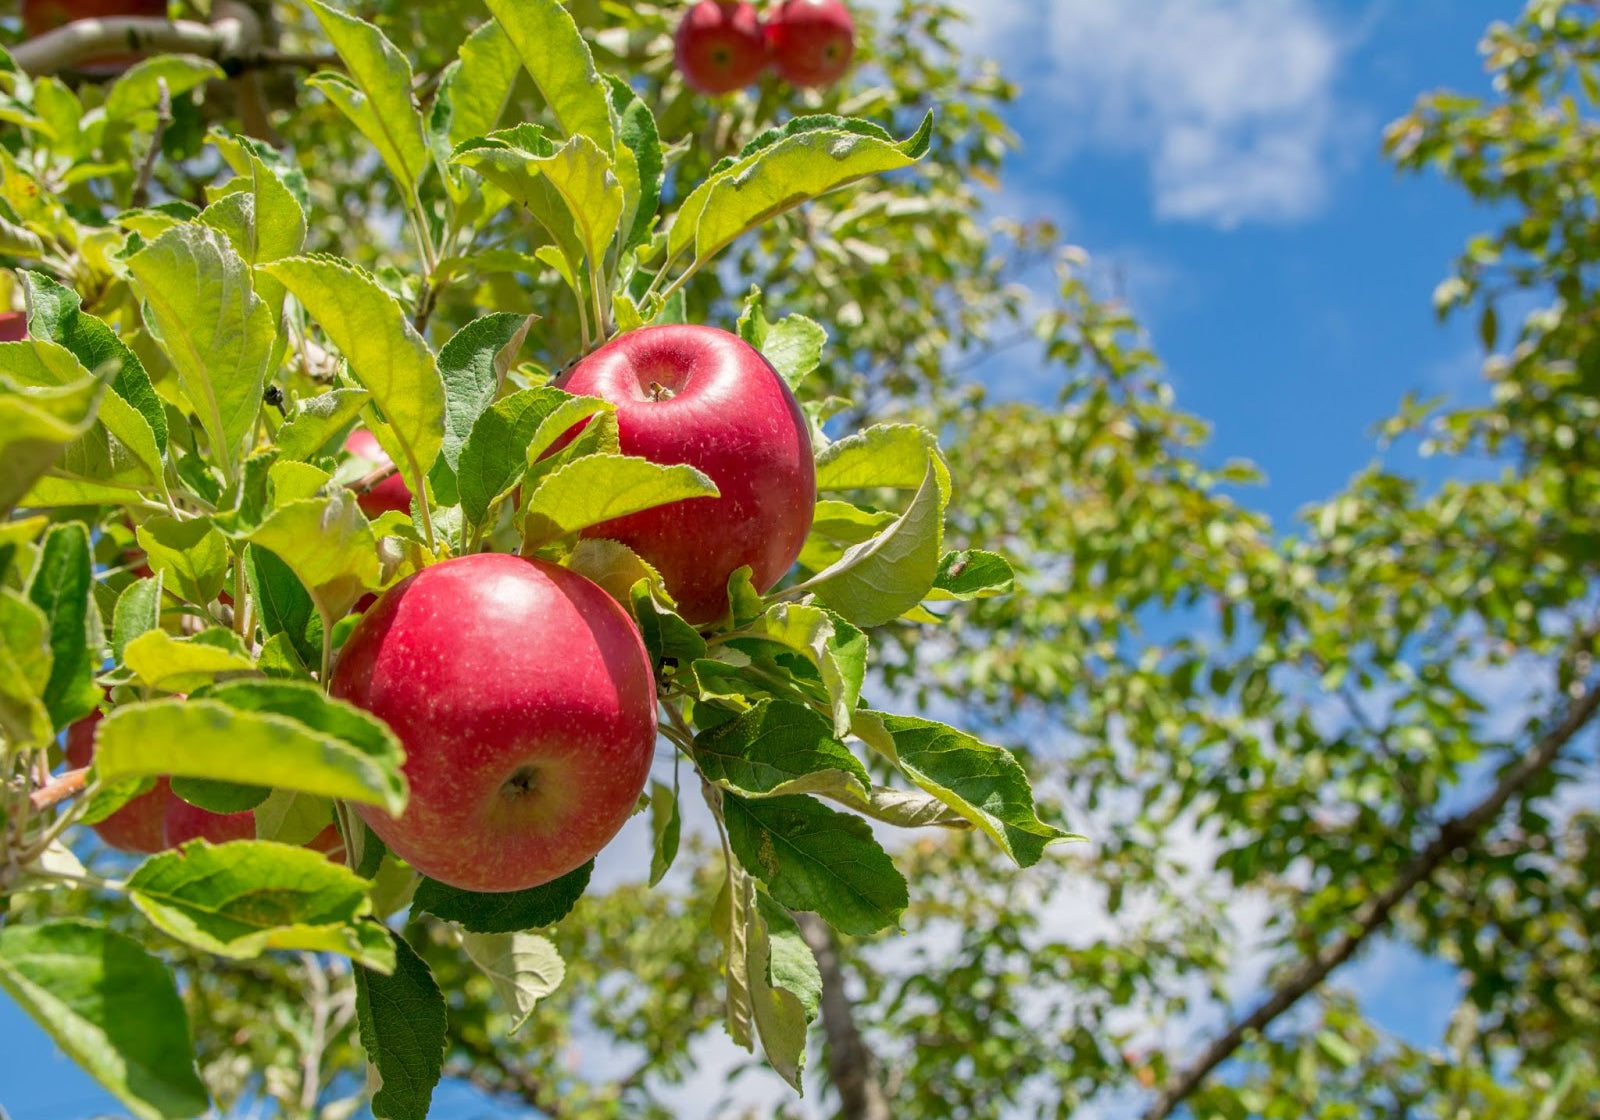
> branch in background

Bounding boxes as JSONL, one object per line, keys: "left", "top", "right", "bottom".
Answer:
{"left": 10, "top": 2, "right": 333, "bottom": 77}
{"left": 1141, "top": 669, "right": 1600, "bottom": 1120}
{"left": 29, "top": 767, "right": 88, "bottom": 811}
{"left": 131, "top": 77, "right": 171, "bottom": 210}
{"left": 797, "top": 912, "right": 893, "bottom": 1120}
{"left": 447, "top": 1031, "right": 567, "bottom": 1120}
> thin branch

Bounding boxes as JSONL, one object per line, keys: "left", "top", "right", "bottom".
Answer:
{"left": 30, "top": 767, "right": 88, "bottom": 811}
{"left": 132, "top": 78, "right": 172, "bottom": 210}
{"left": 797, "top": 912, "right": 893, "bottom": 1120}
{"left": 1141, "top": 671, "right": 1600, "bottom": 1120}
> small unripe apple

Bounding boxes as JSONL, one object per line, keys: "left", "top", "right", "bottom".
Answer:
{"left": 765, "top": 0, "right": 856, "bottom": 89}
{"left": 163, "top": 796, "right": 256, "bottom": 847}
{"left": 0, "top": 312, "right": 27, "bottom": 343}
{"left": 64, "top": 709, "right": 173, "bottom": 854}
{"left": 675, "top": 0, "right": 769, "bottom": 95}
{"left": 21, "top": 0, "right": 169, "bottom": 75}
{"left": 331, "top": 553, "right": 658, "bottom": 893}
{"left": 344, "top": 429, "right": 413, "bottom": 519}
{"left": 553, "top": 325, "right": 816, "bottom": 624}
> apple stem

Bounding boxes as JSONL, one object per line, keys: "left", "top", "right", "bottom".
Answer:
{"left": 649, "top": 382, "right": 678, "bottom": 402}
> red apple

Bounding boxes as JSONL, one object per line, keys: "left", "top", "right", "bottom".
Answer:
{"left": 675, "top": 0, "right": 768, "bottom": 96}
{"left": 21, "top": 0, "right": 169, "bottom": 75}
{"left": 163, "top": 796, "right": 256, "bottom": 847}
{"left": 64, "top": 708, "right": 173, "bottom": 854}
{"left": 765, "top": 0, "right": 856, "bottom": 89}
{"left": 552, "top": 325, "right": 816, "bottom": 624}
{"left": 0, "top": 311, "right": 27, "bottom": 342}
{"left": 305, "top": 823, "right": 347, "bottom": 865}
{"left": 345, "top": 428, "right": 413, "bottom": 519}
{"left": 330, "top": 553, "right": 658, "bottom": 893}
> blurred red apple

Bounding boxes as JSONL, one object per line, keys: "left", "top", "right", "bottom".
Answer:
{"left": 766, "top": 0, "right": 856, "bottom": 89}
{"left": 675, "top": 0, "right": 768, "bottom": 95}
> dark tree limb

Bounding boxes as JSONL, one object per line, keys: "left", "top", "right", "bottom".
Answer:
{"left": 797, "top": 912, "right": 892, "bottom": 1120}
{"left": 1141, "top": 673, "right": 1600, "bottom": 1120}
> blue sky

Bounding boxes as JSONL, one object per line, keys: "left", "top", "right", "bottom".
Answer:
{"left": 1, "top": 2, "right": 1516, "bottom": 1118}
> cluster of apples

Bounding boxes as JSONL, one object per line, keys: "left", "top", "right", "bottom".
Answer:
{"left": 675, "top": 0, "right": 856, "bottom": 96}
{"left": 74, "top": 326, "right": 816, "bottom": 895}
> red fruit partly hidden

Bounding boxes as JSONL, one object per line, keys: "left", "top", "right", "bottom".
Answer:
{"left": 675, "top": 0, "right": 769, "bottom": 95}
{"left": 765, "top": 0, "right": 856, "bottom": 89}
{"left": 163, "top": 796, "right": 256, "bottom": 848}
{"left": 345, "top": 428, "right": 413, "bottom": 519}
{"left": 553, "top": 325, "right": 816, "bottom": 624}
{"left": 0, "top": 311, "right": 27, "bottom": 342}
{"left": 20, "top": 0, "right": 169, "bottom": 74}
{"left": 330, "top": 553, "right": 658, "bottom": 893}
{"left": 305, "top": 824, "right": 347, "bottom": 865}
{"left": 64, "top": 709, "right": 172, "bottom": 854}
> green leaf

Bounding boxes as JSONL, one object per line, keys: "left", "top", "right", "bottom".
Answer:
{"left": 169, "top": 775, "right": 269, "bottom": 814}
{"left": 21, "top": 270, "right": 166, "bottom": 452}
{"left": 355, "top": 933, "right": 446, "bottom": 1120}
{"left": 135, "top": 515, "right": 229, "bottom": 606}
{"left": 536, "top": 135, "right": 624, "bottom": 279}
{"left": 0, "top": 368, "right": 103, "bottom": 513}
{"left": 128, "top": 841, "right": 393, "bottom": 968}
{"left": 276, "top": 388, "right": 371, "bottom": 462}
{"left": 631, "top": 581, "right": 708, "bottom": 665}
{"left": 749, "top": 892, "right": 815, "bottom": 1089}
{"left": 815, "top": 423, "right": 939, "bottom": 491}
{"left": 479, "top": 0, "right": 615, "bottom": 152}
{"left": 457, "top": 388, "right": 606, "bottom": 526}
{"left": 245, "top": 544, "right": 320, "bottom": 668}
{"left": 521, "top": 454, "right": 719, "bottom": 549}
{"left": 254, "top": 789, "right": 335, "bottom": 846}
{"left": 95, "top": 691, "right": 407, "bottom": 815}
{"left": 809, "top": 458, "right": 949, "bottom": 628}
{"left": 234, "top": 493, "right": 381, "bottom": 620}
{"left": 0, "top": 921, "right": 209, "bottom": 1120}
{"left": 437, "top": 313, "right": 534, "bottom": 473}
{"left": 110, "top": 573, "right": 163, "bottom": 664}
{"left": 126, "top": 223, "right": 274, "bottom": 481}
{"left": 411, "top": 860, "right": 592, "bottom": 934}
{"left": 649, "top": 779, "right": 680, "bottom": 887}
{"left": 261, "top": 258, "right": 445, "bottom": 502}
{"left": 695, "top": 700, "right": 871, "bottom": 800}
{"left": 723, "top": 793, "right": 907, "bottom": 935}
{"left": 928, "top": 549, "right": 1016, "bottom": 601}
{"left": 853, "top": 713, "right": 1074, "bottom": 867}
{"left": 106, "top": 55, "right": 224, "bottom": 120}
{"left": 453, "top": 127, "right": 587, "bottom": 279}
{"left": 122, "top": 630, "right": 257, "bottom": 692}
{"left": 0, "top": 587, "right": 55, "bottom": 746}
{"left": 25, "top": 522, "right": 96, "bottom": 731}
{"left": 441, "top": 19, "right": 520, "bottom": 150}
{"left": 305, "top": 0, "right": 431, "bottom": 203}
{"left": 739, "top": 289, "right": 827, "bottom": 389}
{"left": 799, "top": 500, "right": 897, "bottom": 573}
{"left": 459, "top": 931, "right": 565, "bottom": 1034}
{"left": 670, "top": 113, "right": 934, "bottom": 269}
{"left": 608, "top": 76, "right": 663, "bottom": 254}
{"left": 735, "top": 604, "right": 867, "bottom": 737}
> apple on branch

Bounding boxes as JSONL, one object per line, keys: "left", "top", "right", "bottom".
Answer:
{"left": 331, "top": 553, "right": 658, "bottom": 894}
{"left": 766, "top": 0, "right": 857, "bottom": 89}
{"left": 553, "top": 324, "right": 816, "bottom": 624}
{"left": 64, "top": 708, "right": 173, "bottom": 854}
{"left": 674, "top": 0, "right": 769, "bottom": 95}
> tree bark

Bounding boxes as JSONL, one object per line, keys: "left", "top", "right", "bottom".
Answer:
{"left": 1141, "top": 673, "right": 1600, "bottom": 1120}
{"left": 797, "top": 912, "right": 892, "bottom": 1120}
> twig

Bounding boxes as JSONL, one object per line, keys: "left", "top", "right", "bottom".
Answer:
{"left": 10, "top": 4, "right": 332, "bottom": 77}
{"left": 30, "top": 767, "right": 89, "bottom": 811}
{"left": 132, "top": 78, "right": 172, "bottom": 210}
{"left": 1141, "top": 671, "right": 1600, "bottom": 1120}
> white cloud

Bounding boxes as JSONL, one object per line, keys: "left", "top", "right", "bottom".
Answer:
{"left": 866, "top": 0, "right": 1357, "bottom": 228}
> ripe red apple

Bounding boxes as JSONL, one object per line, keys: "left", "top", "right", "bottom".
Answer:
{"left": 330, "top": 553, "right": 658, "bottom": 893}
{"left": 64, "top": 709, "right": 173, "bottom": 854}
{"left": 0, "top": 311, "right": 26, "bottom": 342}
{"left": 345, "top": 428, "right": 413, "bottom": 519}
{"left": 675, "top": 0, "right": 768, "bottom": 96}
{"left": 163, "top": 796, "right": 256, "bottom": 847}
{"left": 21, "top": 0, "right": 169, "bottom": 75}
{"left": 552, "top": 325, "right": 816, "bottom": 624}
{"left": 765, "top": 0, "right": 856, "bottom": 89}
{"left": 305, "top": 823, "right": 347, "bottom": 864}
